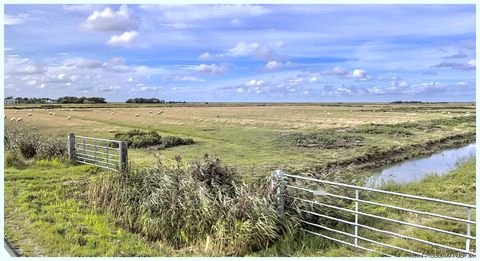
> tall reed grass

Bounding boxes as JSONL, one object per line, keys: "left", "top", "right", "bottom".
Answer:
{"left": 87, "top": 156, "right": 294, "bottom": 256}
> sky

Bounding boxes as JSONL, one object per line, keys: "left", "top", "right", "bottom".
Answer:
{"left": 4, "top": 4, "right": 476, "bottom": 102}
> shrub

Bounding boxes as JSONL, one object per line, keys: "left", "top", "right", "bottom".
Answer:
{"left": 87, "top": 156, "right": 285, "bottom": 255}
{"left": 4, "top": 125, "right": 67, "bottom": 160}
{"left": 114, "top": 129, "right": 194, "bottom": 149}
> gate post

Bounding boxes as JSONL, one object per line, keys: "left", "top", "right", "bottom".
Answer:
{"left": 466, "top": 207, "right": 471, "bottom": 257}
{"left": 119, "top": 141, "right": 128, "bottom": 172}
{"left": 67, "top": 133, "right": 76, "bottom": 161}
{"left": 272, "top": 169, "right": 285, "bottom": 222}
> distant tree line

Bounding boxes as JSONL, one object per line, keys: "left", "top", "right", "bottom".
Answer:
{"left": 6, "top": 96, "right": 186, "bottom": 104}
{"left": 126, "top": 97, "right": 186, "bottom": 104}
{"left": 390, "top": 101, "right": 424, "bottom": 104}
{"left": 57, "top": 96, "right": 107, "bottom": 104}
{"left": 126, "top": 98, "right": 165, "bottom": 104}
{"left": 5, "top": 96, "right": 107, "bottom": 104}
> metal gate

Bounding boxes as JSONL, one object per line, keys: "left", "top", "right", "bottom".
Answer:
{"left": 67, "top": 134, "right": 128, "bottom": 172}
{"left": 272, "top": 170, "right": 476, "bottom": 257}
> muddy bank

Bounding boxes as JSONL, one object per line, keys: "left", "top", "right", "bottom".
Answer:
{"left": 294, "top": 132, "right": 476, "bottom": 181}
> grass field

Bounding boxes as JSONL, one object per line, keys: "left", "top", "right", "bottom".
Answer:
{"left": 4, "top": 103, "right": 475, "bottom": 178}
{"left": 4, "top": 102, "right": 476, "bottom": 256}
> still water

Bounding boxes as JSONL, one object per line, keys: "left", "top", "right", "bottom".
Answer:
{"left": 365, "top": 143, "right": 476, "bottom": 188}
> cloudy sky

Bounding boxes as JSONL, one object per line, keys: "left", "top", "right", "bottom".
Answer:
{"left": 4, "top": 4, "right": 476, "bottom": 102}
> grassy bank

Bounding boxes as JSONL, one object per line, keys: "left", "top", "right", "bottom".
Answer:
{"left": 4, "top": 160, "right": 174, "bottom": 256}
{"left": 256, "top": 157, "right": 476, "bottom": 257}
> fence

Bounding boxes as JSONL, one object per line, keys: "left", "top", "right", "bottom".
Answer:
{"left": 67, "top": 134, "right": 128, "bottom": 172}
{"left": 272, "top": 170, "right": 476, "bottom": 257}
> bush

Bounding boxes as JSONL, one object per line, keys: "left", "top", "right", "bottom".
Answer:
{"left": 87, "top": 156, "right": 285, "bottom": 255}
{"left": 114, "top": 129, "right": 195, "bottom": 149}
{"left": 4, "top": 125, "right": 67, "bottom": 160}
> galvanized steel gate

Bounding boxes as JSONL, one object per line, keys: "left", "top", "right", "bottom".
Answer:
{"left": 67, "top": 134, "right": 128, "bottom": 172}
{"left": 272, "top": 170, "right": 476, "bottom": 257}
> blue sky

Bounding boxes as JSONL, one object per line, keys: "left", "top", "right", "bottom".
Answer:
{"left": 4, "top": 4, "right": 476, "bottom": 102}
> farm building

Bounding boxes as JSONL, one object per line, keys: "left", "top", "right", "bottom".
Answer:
{"left": 4, "top": 98, "right": 18, "bottom": 104}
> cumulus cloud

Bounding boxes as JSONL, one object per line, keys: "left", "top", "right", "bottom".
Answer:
{"left": 106, "top": 31, "right": 140, "bottom": 47}
{"left": 351, "top": 69, "right": 369, "bottom": 80}
{"left": 198, "top": 52, "right": 213, "bottom": 61}
{"left": 82, "top": 5, "right": 138, "bottom": 32}
{"left": 194, "top": 63, "right": 229, "bottom": 75}
{"left": 245, "top": 79, "right": 266, "bottom": 87}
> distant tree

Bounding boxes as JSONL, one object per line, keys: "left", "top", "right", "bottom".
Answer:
{"left": 126, "top": 98, "right": 165, "bottom": 104}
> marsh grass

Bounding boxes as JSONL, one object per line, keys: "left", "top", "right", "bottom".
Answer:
{"left": 87, "top": 156, "right": 292, "bottom": 256}
{"left": 284, "top": 131, "right": 365, "bottom": 149}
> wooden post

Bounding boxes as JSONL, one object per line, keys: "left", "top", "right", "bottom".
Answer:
{"left": 67, "top": 133, "right": 76, "bottom": 161}
{"left": 119, "top": 141, "right": 128, "bottom": 172}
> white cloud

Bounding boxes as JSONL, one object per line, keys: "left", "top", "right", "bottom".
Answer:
{"left": 163, "top": 75, "right": 205, "bottom": 82}
{"left": 198, "top": 52, "right": 213, "bottom": 61}
{"left": 227, "top": 42, "right": 261, "bottom": 56}
{"left": 5, "top": 55, "right": 45, "bottom": 75}
{"left": 367, "top": 86, "right": 385, "bottom": 94}
{"left": 63, "top": 5, "right": 105, "bottom": 13}
{"left": 140, "top": 4, "right": 270, "bottom": 24}
{"left": 223, "top": 41, "right": 276, "bottom": 60}
{"left": 265, "top": 60, "right": 290, "bottom": 70}
{"left": 5, "top": 13, "right": 30, "bottom": 25}
{"left": 254, "top": 44, "right": 276, "bottom": 60}
{"left": 323, "top": 66, "right": 348, "bottom": 76}
{"left": 245, "top": 79, "right": 266, "bottom": 87}
{"left": 26, "top": 80, "right": 37, "bottom": 86}
{"left": 308, "top": 76, "right": 321, "bottom": 83}
{"left": 467, "top": 59, "right": 475, "bottom": 68}
{"left": 100, "top": 85, "right": 122, "bottom": 92}
{"left": 351, "top": 69, "right": 368, "bottom": 79}
{"left": 82, "top": 5, "right": 138, "bottom": 32}
{"left": 107, "top": 31, "right": 139, "bottom": 47}
{"left": 195, "top": 63, "right": 229, "bottom": 75}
